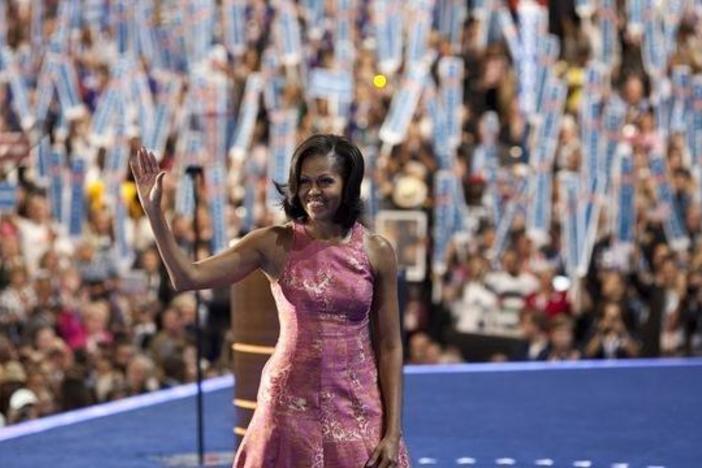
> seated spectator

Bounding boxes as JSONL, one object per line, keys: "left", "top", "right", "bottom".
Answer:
{"left": 583, "top": 302, "right": 641, "bottom": 359}
{"left": 450, "top": 254, "right": 497, "bottom": 334}
{"left": 524, "top": 261, "right": 570, "bottom": 319}
{"left": 149, "top": 307, "right": 187, "bottom": 366}
{"left": 0, "top": 264, "right": 36, "bottom": 342}
{"left": 546, "top": 315, "right": 581, "bottom": 361}
{"left": 484, "top": 248, "right": 539, "bottom": 336}
{"left": 514, "top": 309, "right": 549, "bottom": 361}
{"left": 125, "top": 354, "right": 159, "bottom": 396}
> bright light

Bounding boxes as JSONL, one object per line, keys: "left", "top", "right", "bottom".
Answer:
{"left": 373, "top": 74, "right": 387, "bottom": 88}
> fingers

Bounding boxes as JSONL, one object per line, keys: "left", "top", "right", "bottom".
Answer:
{"left": 147, "top": 149, "right": 159, "bottom": 174}
{"left": 137, "top": 146, "right": 148, "bottom": 176}
{"left": 155, "top": 171, "right": 166, "bottom": 188}
{"left": 366, "top": 449, "right": 380, "bottom": 467}
{"left": 132, "top": 146, "right": 161, "bottom": 178}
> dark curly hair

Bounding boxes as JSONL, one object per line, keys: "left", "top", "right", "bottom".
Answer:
{"left": 274, "top": 134, "right": 365, "bottom": 230}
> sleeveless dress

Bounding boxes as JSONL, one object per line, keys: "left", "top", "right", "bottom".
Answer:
{"left": 233, "top": 221, "right": 410, "bottom": 467}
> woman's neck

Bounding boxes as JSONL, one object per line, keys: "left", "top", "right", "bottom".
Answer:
{"left": 304, "top": 219, "right": 346, "bottom": 241}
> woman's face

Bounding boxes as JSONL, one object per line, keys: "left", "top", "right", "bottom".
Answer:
{"left": 297, "top": 153, "right": 344, "bottom": 223}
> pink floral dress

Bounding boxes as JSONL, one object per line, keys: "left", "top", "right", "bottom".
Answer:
{"left": 234, "top": 221, "right": 410, "bottom": 467}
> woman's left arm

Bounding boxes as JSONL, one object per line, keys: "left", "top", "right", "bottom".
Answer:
{"left": 366, "top": 234, "right": 404, "bottom": 466}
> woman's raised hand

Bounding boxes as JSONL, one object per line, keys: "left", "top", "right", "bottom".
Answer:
{"left": 130, "top": 147, "right": 166, "bottom": 215}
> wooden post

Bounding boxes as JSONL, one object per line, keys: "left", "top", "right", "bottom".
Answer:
{"left": 230, "top": 270, "right": 279, "bottom": 446}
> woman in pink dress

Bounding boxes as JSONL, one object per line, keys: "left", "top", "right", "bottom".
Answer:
{"left": 131, "top": 134, "right": 410, "bottom": 467}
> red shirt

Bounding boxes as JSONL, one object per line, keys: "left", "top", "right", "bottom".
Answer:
{"left": 525, "top": 290, "right": 570, "bottom": 318}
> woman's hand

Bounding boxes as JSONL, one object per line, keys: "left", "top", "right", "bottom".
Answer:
{"left": 129, "top": 147, "right": 165, "bottom": 215}
{"left": 366, "top": 435, "right": 401, "bottom": 468}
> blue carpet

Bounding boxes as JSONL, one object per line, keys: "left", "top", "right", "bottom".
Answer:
{"left": 1, "top": 359, "right": 701, "bottom": 467}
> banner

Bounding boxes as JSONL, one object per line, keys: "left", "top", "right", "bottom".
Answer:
{"left": 579, "top": 62, "right": 606, "bottom": 184}
{"left": 157, "top": 6, "right": 188, "bottom": 72}
{"left": 230, "top": 73, "right": 263, "bottom": 160}
{"left": 242, "top": 158, "right": 257, "bottom": 233}
{"left": 627, "top": 0, "right": 644, "bottom": 36}
{"left": 36, "top": 136, "right": 51, "bottom": 183}
{"left": 474, "top": 112, "right": 500, "bottom": 173}
{"left": 34, "top": 56, "right": 56, "bottom": 125}
{"left": 31, "top": 0, "right": 44, "bottom": 52}
{"left": 267, "top": 109, "right": 298, "bottom": 209}
{"left": 437, "top": 0, "right": 467, "bottom": 53}
{"left": 69, "top": 157, "right": 86, "bottom": 238}
{"left": 559, "top": 171, "right": 581, "bottom": 278}
{"left": 1, "top": 48, "right": 34, "bottom": 130}
{"left": 575, "top": 0, "right": 595, "bottom": 17}
{"left": 372, "top": 0, "right": 403, "bottom": 75}
{"left": 83, "top": 0, "right": 106, "bottom": 32}
{"left": 663, "top": 0, "right": 686, "bottom": 63}
{"left": 113, "top": 0, "right": 133, "bottom": 56}
{"left": 335, "top": 0, "right": 355, "bottom": 66}
{"left": 452, "top": 174, "right": 468, "bottom": 234}
{"left": 0, "top": 181, "right": 16, "bottom": 214}
{"left": 641, "top": 0, "right": 665, "bottom": 79}
{"left": 535, "top": 35, "right": 560, "bottom": 115}
{"left": 405, "top": 0, "right": 434, "bottom": 66}
{"left": 223, "top": 0, "right": 247, "bottom": 56}
{"left": 175, "top": 170, "right": 196, "bottom": 218}
{"left": 144, "top": 77, "right": 182, "bottom": 156}
{"left": 261, "top": 47, "right": 285, "bottom": 111}
{"left": 649, "top": 151, "right": 689, "bottom": 251}
{"left": 670, "top": 65, "right": 691, "bottom": 136}
{"left": 54, "top": 57, "right": 86, "bottom": 120}
{"left": 490, "top": 177, "right": 528, "bottom": 266}
{"left": 130, "top": 64, "right": 156, "bottom": 139}
{"left": 187, "top": 0, "right": 214, "bottom": 66}
{"left": 598, "top": 0, "right": 619, "bottom": 70}
{"left": 105, "top": 109, "right": 129, "bottom": 206}
{"left": 613, "top": 144, "right": 636, "bottom": 247}
{"left": 207, "top": 163, "right": 228, "bottom": 254}
{"left": 472, "top": 0, "right": 493, "bottom": 50}
{"left": 135, "top": 0, "right": 157, "bottom": 63}
{"left": 275, "top": 0, "right": 303, "bottom": 66}
{"left": 692, "top": 76, "right": 702, "bottom": 175}
{"left": 517, "top": 0, "right": 547, "bottom": 119}
{"left": 0, "top": 0, "right": 6, "bottom": 48}
{"left": 433, "top": 170, "right": 456, "bottom": 274}
{"left": 425, "top": 82, "right": 452, "bottom": 170}
{"left": 577, "top": 175, "right": 604, "bottom": 276}
{"left": 113, "top": 195, "right": 131, "bottom": 263}
{"left": 49, "top": 1, "right": 71, "bottom": 53}
{"left": 193, "top": 74, "right": 228, "bottom": 167}
{"left": 379, "top": 61, "right": 430, "bottom": 145}
{"left": 301, "top": 0, "right": 325, "bottom": 40}
{"left": 600, "top": 95, "right": 627, "bottom": 193}
{"left": 438, "top": 56, "right": 464, "bottom": 150}
{"left": 308, "top": 68, "right": 353, "bottom": 103}
{"left": 496, "top": 5, "right": 521, "bottom": 66}
{"left": 49, "top": 149, "right": 66, "bottom": 224}
{"left": 526, "top": 76, "right": 567, "bottom": 244}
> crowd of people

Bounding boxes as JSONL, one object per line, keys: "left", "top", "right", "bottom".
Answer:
{"left": 1, "top": 0, "right": 702, "bottom": 426}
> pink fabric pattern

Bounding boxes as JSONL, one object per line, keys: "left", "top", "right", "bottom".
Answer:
{"left": 234, "top": 221, "right": 410, "bottom": 467}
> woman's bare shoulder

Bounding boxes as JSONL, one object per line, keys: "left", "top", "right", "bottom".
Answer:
{"left": 239, "top": 223, "right": 294, "bottom": 279}
{"left": 362, "top": 229, "right": 397, "bottom": 275}
{"left": 244, "top": 223, "right": 293, "bottom": 251}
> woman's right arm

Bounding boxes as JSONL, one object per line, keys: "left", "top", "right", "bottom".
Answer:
{"left": 130, "top": 147, "right": 268, "bottom": 292}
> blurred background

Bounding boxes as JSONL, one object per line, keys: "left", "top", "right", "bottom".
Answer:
{"left": 0, "top": 0, "right": 701, "bottom": 428}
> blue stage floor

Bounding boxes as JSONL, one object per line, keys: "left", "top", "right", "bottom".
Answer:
{"left": 2, "top": 359, "right": 701, "bottom": 467}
